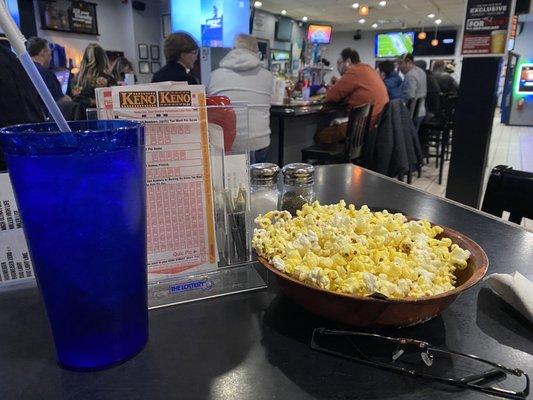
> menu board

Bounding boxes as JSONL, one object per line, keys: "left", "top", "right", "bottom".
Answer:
{"left": 96, "top": 83, "right": 217, "bottom": 280}
{"left": 38, "top": 0, "right": 98, "bottom": 35}
{"left": 461, "top": 0, "right": 513, "bottom": 56}
{"left": 0, "top": 174, "right": 34, "bottom": 285}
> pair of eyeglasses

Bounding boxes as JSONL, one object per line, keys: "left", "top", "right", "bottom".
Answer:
{"left": 311, "top": 328, "right": 529, "bottom": 399}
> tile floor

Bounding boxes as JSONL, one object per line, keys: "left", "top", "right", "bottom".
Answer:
{"left": 409, "top": 112, "right": 533, "bottom": 231}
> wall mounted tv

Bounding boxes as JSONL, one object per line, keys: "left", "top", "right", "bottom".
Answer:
{"left": 307, "top": 24, "right": 332, "bottom": 44}
{"left": 375, "top": 32, "right": 414, "bottom": 58}
{"left": 275, "top": 17, "right": 292, "bottom": 42}
{"left": 413, "top": 30, "right": 457, "bottom": 56}
{"left": 171, "top": 0, "right": 250, "bottom": 48}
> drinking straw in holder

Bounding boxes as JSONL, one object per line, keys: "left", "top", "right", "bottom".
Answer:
{"left": 0, "top": 0, "right": 71, "bottom": 132}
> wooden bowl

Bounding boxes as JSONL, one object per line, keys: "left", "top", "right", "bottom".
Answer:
{"left": 258, "top": 224, "right": 488, "bottom": 328}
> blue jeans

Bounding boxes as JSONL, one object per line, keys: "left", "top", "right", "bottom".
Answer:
{"left": 414, "top": 116, "right": 425, "bottom": 132}
{"left": 250, "top": 147, "right": 269, "bottom": 164}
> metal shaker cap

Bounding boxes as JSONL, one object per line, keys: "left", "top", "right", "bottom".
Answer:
{"left": 250, "top": 163, "right": 280, "bottom": 185}
{"left": 282, "top": 163, "right": 315, "bottom": 185}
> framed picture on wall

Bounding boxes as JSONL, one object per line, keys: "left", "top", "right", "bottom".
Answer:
{"left": 150, "top": 45, "right": 160, "bottom": 60}
{"left": 139, "top": 61, "right": 150, "bottom": 74}
{"left": 138, "top": 43, "right": 149, "bottom": 60}
{"left": 151, "top": 62, "right": 161, "bottom": 73}
{"left": 162, "top": 14, "right": 171, "bottom": 38}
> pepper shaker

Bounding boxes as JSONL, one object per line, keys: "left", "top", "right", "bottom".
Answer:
{"left": 280, "top": 163, "right": 315, "bottom": 216}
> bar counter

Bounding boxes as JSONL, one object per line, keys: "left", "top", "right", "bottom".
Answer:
{"left": 1, "top": 165, "right": 532, "bottom": 400}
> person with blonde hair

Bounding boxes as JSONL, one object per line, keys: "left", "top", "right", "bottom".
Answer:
{"left": 72, "top": 43, "right": 116, "bottom": 113}
{"left": 152, "top": 31, "right": 199, "bottom": 84}
{"left": 208, "top": 34, "right": 273, "bottom": 163}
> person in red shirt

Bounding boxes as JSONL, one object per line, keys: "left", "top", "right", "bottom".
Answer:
{"left": 317, "top": 48, "right": 388, "bottom": 144}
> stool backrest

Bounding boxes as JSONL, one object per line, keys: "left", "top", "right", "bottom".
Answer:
{"left": 481, "top": 165, "right": 533, "bottom": 224}
{"left": 343, "top": 103, "right": 372, "bottom": 162}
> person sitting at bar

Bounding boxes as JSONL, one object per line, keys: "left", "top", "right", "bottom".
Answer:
{"left": 432, "top": 60, "right": 458, "bottom": 95}
{"left": 207, "top": 34, "right": 274, "bottom": 163}
{"left": 415, "top": 59, "right": 441, "bottom": 118}
{"left": 71, "top": 43, "right": 117, "bottom": 114}
{"left": 152, "top": 31, "right": 199, "bottom": 84}
{"left": 398, "top": 53, "right": 427, "bottom": 129}
{"left": 316, "top": 48, "right": 388, "bottom": 144}
{"left": 26, "top": 37, "right": 71, "bottom": 105}
{"left": 378, "top": 60, "right": 403, "bottom": 100}
{"left": 0, "top": 45, "right": 46, "bottom": 170}
{"left": 111, "top": 57, "right": 136, "bottom": 85}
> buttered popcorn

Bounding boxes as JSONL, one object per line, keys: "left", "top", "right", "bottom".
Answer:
{"left": 252, "top": 201, "right": 471, "bottom": 299}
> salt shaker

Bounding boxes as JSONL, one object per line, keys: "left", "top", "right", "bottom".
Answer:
{"left": 280, "top": 163, "right": 315, "bottom": 216}
{"left": 250, "top": 163, "right": 280, "bottom": 218}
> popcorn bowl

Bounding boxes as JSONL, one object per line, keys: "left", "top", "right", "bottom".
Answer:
{"left": 258, "top": 224, "right": 488, "bottom": 328}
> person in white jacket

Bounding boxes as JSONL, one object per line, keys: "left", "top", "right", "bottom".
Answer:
{"left": 208, "top": 34, "right": 274, "bottom": 163}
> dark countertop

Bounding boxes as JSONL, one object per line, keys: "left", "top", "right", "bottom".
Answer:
{"left": 270, "top": 100, "right": 328, "bottom": 116}
{"left": 1, "top": 164, "right": 532, "bottom": 400}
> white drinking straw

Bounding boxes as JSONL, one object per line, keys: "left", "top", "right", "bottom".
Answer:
{"left": 0, "top": 0, "right": 71, "bottom": 132}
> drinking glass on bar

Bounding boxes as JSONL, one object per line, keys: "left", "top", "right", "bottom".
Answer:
{"left": 0, "top": 120, "right": 148, "bottom": 370}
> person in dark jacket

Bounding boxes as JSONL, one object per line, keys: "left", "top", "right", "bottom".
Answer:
{"left": 152, "top": 31, "right": 199, "bottom": 84}
{"left": 378, "top": 60, "right": 403, "bottom": 100}
{"left": 432, "top": 60, "right": 458, "bottom": 95}
{"left": 415, "top": 60, "right": 441, "bottom": 117}
{"left": 0, "top": 45, "right": 46, "bottom": 170}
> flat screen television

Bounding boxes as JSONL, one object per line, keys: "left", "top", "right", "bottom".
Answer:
{"left": 275, "top": 17, "right": 292, "bottom": 42}
{"left": 517, "top": 64, "right": 533, "bottom": 94}
{"left": 375, "top": 32, "right": 414, "bottom": 58}
{"left": 171, "top": 0, "right": 250, "bottom": 48}
{"left": 307, "top": 24, "right": 332, "bottom": 44}
{"left": 413, "top": 30, "right": 457, "bottom": 56}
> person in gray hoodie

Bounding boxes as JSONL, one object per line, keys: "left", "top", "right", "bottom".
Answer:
{"left": 208, "top": 34, "right": 274, "bottom": 163}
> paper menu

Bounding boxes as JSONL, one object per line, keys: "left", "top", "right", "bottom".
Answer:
{"left": 95, "top": 83, "right": 217, "bottom": 279}
{"left": 0, "top": 173, "right": 34, "bottom": 285}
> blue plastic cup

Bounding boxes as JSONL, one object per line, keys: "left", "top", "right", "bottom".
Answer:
{"left": 0, "top": 120, "right": 148, "bottom": 370}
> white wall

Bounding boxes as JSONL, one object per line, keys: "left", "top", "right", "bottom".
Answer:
{"left": 34, "top": 0, "right": 136, "bottom": 69}
{"left": 132, "top": 2, "right": 165, "bottom": 83}
{"left": 252, "top": 9, "right": 305, "bottom": 52}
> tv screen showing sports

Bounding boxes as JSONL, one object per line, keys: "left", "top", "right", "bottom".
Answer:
{"left": 375, "top": 32, "right": 414, "bottom": 58}
{"left": 275, "top": 17, "right": 292, "bottom": 42}
{"left": 413, "top": 30, "right": 457, "bottom": 56}
{"left": 517, "top": 64, "right": 533, "bottom": 94}
{"left": 307, "top": 24, "right": 332, "bottom": 44}
{"left": 171, "top": 0, "right": 250, "bottom": 48}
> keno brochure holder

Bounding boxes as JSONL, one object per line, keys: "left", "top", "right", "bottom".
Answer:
{"left": 88, "top": 104, "right": 267, "bottom": 309}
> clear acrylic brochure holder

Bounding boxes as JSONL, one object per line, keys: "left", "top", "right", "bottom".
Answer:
{"left": 88, "top": 105, "right": 267, "bottom": 309}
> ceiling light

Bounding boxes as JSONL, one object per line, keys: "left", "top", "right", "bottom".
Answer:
{"left": 281, "top": 9, "right": 287, "bottom": 15}
{"left": 302, "top": 16, "right": 308, "bottom": 22}
{"left": 435, "top": 18, "right": 442, "bottom": 25}
{"left": 352, "top": 2, "right": 360, "bottom": 9}
{"left": 253, "top": 1, "right": 262, "bottom": 8}
{"left": 378, "top": 0, "right": 387, "bottom": 6}
{"left": 431, "top": 38, "right": 439, "bottom": 46}
{"left": 418, "top": 31, "right": 427, "bottom": 40}
{"left": 359, "top": 4, "right": 369, "bottom": 16}
{"left": 358, "top": 18, "right": 366, "bottom": 24}
{"left": 372, "top": 23, "right": 378, "bottom": 28}
{"left": 427, "top": 13, "right": 435, "bottom": 18}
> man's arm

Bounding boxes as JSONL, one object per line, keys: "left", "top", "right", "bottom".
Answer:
{"left": 325, "top": 74, "right": 358, "bottom": 104}
{"left": 401, "top": 73, "right": 416, "bottom": 100}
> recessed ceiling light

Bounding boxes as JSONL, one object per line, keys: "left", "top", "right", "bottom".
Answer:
{"left": 253, "top": 1, "right": 262, "bottom": 8}
{"left": 358, "top": 18, "right": 366, "bottom": 24}
{"left": 435, "top": 18, "right": 442, "bottom": 25}
{"left": 378, "top": 0, "right": 387, "bottom": 6}
{"left": 281, "top": 9, "right": 287, "bottom": 15}
{"left": 427, "top": 13, "right": 435, "bottom": 18}
{"left": 302, "top": 16, "right": 308, "bottom": 22}
{"left": 372, "top": 23, "right": 378, "bottom": 28}
{"left": 352, "top": 2, "right": 360, "bottom": 9}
